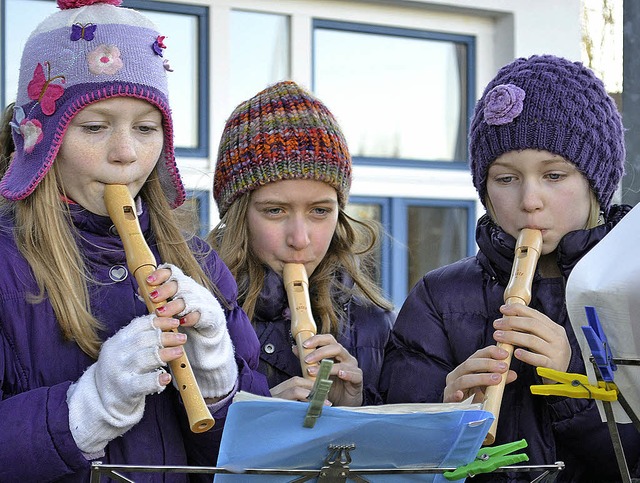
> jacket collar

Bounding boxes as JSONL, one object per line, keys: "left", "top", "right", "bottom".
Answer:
{"left": 476, "top": 204, "right": 631, "bottom": 284}
{"left": 253, "top": 267, "right": 355, "bottom": 322}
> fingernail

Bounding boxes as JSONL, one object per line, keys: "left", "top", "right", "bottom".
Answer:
{"left": 491, "top": 373, "right": 502, "bottom": 382}
{"left": 176, "top": 333, "right": 187, "bottom": 342}
{"left": 179, "top": 317, "right": 187, "bottom": 325}
{"left": 172, "top": 347, "right": 184, "bottom": 357}
{"left": 338, "top": 370, "right": 345, "bottom": 378}
{"left": 494, "top": 330, "right": 503, "bottom": 338}
{"left": 156, "top": 306, "right": 166, "bottom": 314}
{"left": 159, "top": 373, "right": 171, "bottom": 385}
{"left": 497, "top": 362, "right": 508, "bottom": 371}
{"left": 149, "top": 290, "right": 159, "bottom": 299}
{"left": 147, "top": 274, "right": 156, "bottom": 283}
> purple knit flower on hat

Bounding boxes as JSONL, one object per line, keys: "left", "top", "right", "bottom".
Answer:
{"left": 87, "top": 44, "right": 123, "bottom": 75}
{"left": 484, "top": 84, "right": 526, "bottom": 126}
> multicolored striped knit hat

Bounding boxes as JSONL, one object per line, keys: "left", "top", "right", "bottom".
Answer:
{"left": 469, "top": 55, "right": 625, "bottom": 210}
{"left": 213, "top": 80, "right": 352, "bottom": 217}
{"left": 3, "top": 0, "right": 185, "bottom": 207}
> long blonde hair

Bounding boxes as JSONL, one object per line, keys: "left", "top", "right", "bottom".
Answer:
{"left": 7, "top": 165, "right": 215, "bottom": 359}
{"left": 209, "top": 192, "right": 392, "bottom": 336}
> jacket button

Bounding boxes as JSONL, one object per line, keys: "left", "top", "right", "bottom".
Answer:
{"left": 264, "top": 343, "right": 275, "bottom": 354}
{"left": 109, "top": 265, "right": 128, "bottom": 282}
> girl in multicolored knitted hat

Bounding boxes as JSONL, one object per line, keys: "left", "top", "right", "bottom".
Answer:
{"left": 0, "top": 0, "right": 269, "bottom": 480}
{"left": 209, "top": 80, "right": 395, "bottom": 407}
{"left": 380, "top": 55, "right": 640, "bottom": 481}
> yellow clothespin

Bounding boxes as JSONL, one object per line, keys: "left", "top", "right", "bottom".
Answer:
{"left": 530, "top": 367, "right": 618, "bottom": 401}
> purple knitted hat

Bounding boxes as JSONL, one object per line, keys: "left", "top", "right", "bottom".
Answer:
{"left": 3, "top": 0, "right": 185, "bottom": 207}
{"left": 469, "top": 55, "right": 625, "bottom": 210}
{"left": 213, "top": 80, "right": 352, "bottom": 217}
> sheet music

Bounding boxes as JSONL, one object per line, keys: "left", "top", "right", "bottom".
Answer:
{"left": 566, "top": 203, "right": 640, "bottom": 423}
{"left": 233, "top": 390, "right": 481, "bottom": 413}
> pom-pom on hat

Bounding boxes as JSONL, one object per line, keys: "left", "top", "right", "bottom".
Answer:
{"left": 3, "top": 0, "right": 185, "bottom": 207}
{"left": 469, "top": 55, "right": 625, "bottom": 210}
{"left": 213, "top": 80, "right": 352, "bottom": 217}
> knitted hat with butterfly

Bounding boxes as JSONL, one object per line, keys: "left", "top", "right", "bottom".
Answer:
{"left": 3, "top": 0, "right": 184, "bottom": 207}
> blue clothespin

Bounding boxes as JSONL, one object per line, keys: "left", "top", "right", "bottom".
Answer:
{"left": 303, "top": 358, "right": 334, "bottom": 428}
{"left": 582, "top": 306, "right": 617, "bottom": 382}
{"left": 443, "top": 439, "right": 529, "bottom": 480}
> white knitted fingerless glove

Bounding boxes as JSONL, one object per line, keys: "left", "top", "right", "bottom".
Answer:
{"left": 161, "top": 263, "right": 238, "bottom": 398}
{"left": 66, "top": 314, "right": 166, "bottom": 457}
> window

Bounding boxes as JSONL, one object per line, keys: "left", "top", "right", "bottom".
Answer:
{"left": 229, "top": 10, "right": 290, "bottom": 111}
{"left": 313, "top": 20, "right": 474, "bottom": 166}
{"left": 349, "top": 196, "right": 475, "bottom": 308}
{"left": 176, "top": 190, "right": 210, "bottom": 239}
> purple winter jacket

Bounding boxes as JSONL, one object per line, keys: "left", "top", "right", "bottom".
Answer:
{"left": 0, "top": 202, "right": 269, "bottom": 482}
{"left": 252, "top": 268, "right": 395, "bottom": 405}
{"left": 379, "top": 206, "right": 640, "bottom": 482}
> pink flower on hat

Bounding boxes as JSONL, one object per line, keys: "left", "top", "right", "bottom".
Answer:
{"left": 87, "top": 44, "right": 123, "bottom": 75}
{"left": 484, "top": 84, "right": 525, "bottom": 126}
{"left": 20, "top": 119, "right": 44, "bottom": 153}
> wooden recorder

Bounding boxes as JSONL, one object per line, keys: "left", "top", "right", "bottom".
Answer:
{"left": 283, "top": 263, "right": 318, "bottom": 380}
{"left": 104, "top": 184, "right": 214, "bottom": 433}
{"left": 483, "top": 228, "right": 542, "bottom": 445}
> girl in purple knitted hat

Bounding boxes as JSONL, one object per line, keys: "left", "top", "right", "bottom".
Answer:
{"left": 380, "top": 55, "right": 640, "bottom": 482}
{"left": 209, "top": 81, "right": 394, "bottom": 407}
{"left": 0, "top": 0, "right": 269, "bottom": 480}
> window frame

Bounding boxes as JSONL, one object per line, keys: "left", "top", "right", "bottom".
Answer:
{"left": 350, "top": 195, "right": 476, "bottom": 309}
{"left": 390, "top": 197, "right": 476, "bottom": 308}
{"left": 186, "top": 189, "right": 211, "bottom": 239}
{"left": 311, "top": 18, "right": 476, "bottom": 170}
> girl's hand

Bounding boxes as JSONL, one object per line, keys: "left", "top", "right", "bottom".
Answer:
{"left": 493, "top": 303, "right": 571, "bottom": 382}
{"left": 269, "top": 377, "right": 318, "bottom": 402}
{"left": 145, "top": 264, "right": 238, "bottom": 399}
{"left": 443, "top": 346, "right": 517, "bottom": 404}
{"left": 67, "top": 314, "right": 181, "bottom": 455}
{"left": 298, "top": 334, "right": 363, "bottom": 407}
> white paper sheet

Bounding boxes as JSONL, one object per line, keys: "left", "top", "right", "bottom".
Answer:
{"left": 566, "top": 204, "right": 640, "bottom": 423}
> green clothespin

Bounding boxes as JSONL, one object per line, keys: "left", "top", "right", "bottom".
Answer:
{"left": 303, "top": 358, "right": 334, "bottom": 428}
{"left": 443, "top": 439, "right": 529, "bottom": 481}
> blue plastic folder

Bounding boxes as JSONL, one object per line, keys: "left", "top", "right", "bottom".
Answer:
{"left": 215, "top": 395, "right": 494, "bottom": 482}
